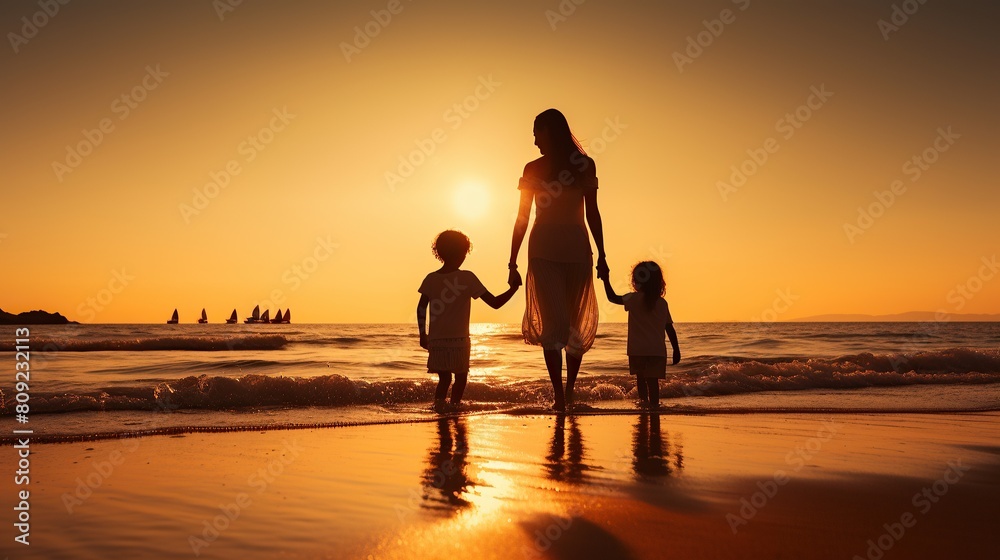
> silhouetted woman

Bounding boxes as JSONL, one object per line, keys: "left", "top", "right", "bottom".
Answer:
{"left": 508, "top": 109, "right": 609, "bottom": 411}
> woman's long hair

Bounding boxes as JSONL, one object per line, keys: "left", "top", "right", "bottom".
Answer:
{"left": 535, "top": 109, "right": 587, "bottom": 158}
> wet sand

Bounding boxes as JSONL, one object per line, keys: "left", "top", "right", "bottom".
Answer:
{"left": 6, "top": 412, "right": 999, "bottom": 559}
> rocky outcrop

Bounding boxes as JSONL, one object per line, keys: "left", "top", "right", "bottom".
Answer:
{"left": 0, "top": 308, "right": 77, "bottom": 324}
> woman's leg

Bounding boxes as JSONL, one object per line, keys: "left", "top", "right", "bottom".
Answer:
{"left": 566, "top": 353, "right": 582, "bottom": 405}
{"left": 451, "top": 372, "right": 469, "bottom": 404}
{"left": 435, "top": 372, "right": 452, "bottom": 401}
{"left": 544, "top": 349, "right": 565, "bottom": 410}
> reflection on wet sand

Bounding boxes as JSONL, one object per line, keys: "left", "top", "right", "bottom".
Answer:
{"left": 632, "top": 413, "right": 683, "bottom": 480}
{"left": 421, "top": 417, "right": 474, "bottom": 512}
{"left": 545, "top": 414, "right": 592, "bottom": 484}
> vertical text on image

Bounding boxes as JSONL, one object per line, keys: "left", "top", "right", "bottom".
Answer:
{"left": 13, "top": 327, "right": 33, "bottom": 546}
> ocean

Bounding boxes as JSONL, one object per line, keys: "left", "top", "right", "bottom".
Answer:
{"left": 3, "top": 322, "right": 999, "bottom": 442}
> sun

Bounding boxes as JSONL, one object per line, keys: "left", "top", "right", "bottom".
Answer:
{"left": 453, "top": 181, "right": 491, "bottom": 219}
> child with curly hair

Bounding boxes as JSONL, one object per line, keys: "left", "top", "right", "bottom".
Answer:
{"left": 417, "top": 230, "right": 521, "bottom": 411}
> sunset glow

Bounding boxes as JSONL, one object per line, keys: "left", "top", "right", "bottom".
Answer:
{"left": 453, "top": 181, "right": 491, "bottom": 221}
{"left": 2, "top": 0, "right": 997, "bottom": 323}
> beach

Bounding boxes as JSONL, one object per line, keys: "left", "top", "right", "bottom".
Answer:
{"left": 6, "top": 0, "right": 999, "bottom": 558}
{"left": 6, "top": 411, "right": 998, "bottom": 559}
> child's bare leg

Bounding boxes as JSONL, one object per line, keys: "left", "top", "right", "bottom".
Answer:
{"left": 451, "top": 372, "right": 469, "bottom": 404}
{"left": 646, "top": 379, "right": 660, "bottom": 409}
{"left": 636, "top": 377, "right": 649, "bottom": 404}
{"left": 435, "top": 372, "right": 452, "bottom": 402}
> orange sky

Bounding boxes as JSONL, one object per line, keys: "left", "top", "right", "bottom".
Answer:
{"left": 2, "top": 0, "right": 998, "bottom": 323}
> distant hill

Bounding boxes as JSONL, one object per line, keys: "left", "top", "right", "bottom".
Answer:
{"left": 0, "top": 308, "right": 77, "bottom": 325}
{"left": 787, "top": 311, "right": 1000, "bottom": 322}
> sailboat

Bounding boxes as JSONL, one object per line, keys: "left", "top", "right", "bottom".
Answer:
{"left": 226, "top": 309, "right": 238, "bottom": 324}
{"left": 198, "top": 308, "right": 208, "bottom": 324}
{"left": 259, "top": 309, "right": 270, "bottom": 323}
{"left": 270, "top": 309, "right": 283, "bottom": 324}
{"left": 244, "top": 305, "right": 261, "bottom": 324}
{"left": 282, "top": 309, "right": 291, "bottom": 324}
{"left": 166, "top": 309, "right": 179, "bottom": 324}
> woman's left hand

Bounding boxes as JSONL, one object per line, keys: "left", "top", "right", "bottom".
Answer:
{"left": 596, "top": 255, "right": 609, "bottom": 280}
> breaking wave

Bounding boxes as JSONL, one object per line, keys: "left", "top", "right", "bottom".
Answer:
{"left": 4, "top": 348, "right": 998, "bottom": 415}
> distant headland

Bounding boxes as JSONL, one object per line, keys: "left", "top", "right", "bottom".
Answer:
{"left": 787, "top": 311, "right": 1000, "bottom": 322}
{"left": 0, "top": 308, "right": 77, "bottom": 325}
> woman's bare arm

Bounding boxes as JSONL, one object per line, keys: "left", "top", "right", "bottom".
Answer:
{"left": 584, "top": 189, "right": 608, "bottom": 279}
{"left": 509, "top": 185, "right": 533, "bottom": 284}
